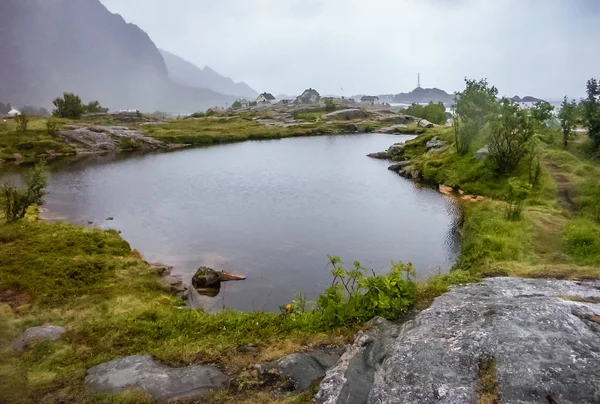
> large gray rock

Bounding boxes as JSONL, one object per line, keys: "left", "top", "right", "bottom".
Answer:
{"left": 417, "top": 119, "right": 434, "bottom": 128}
{"left": 425, "top": 136, "right": 448, "bottom": 152}
{"left": 377, "top": 124, "right": 408, "bottom": 134}
{"left": 256, "top": 350, "right": 342, "bottom": 392}
{"left": 322, "top": 109, "right": 368, "bottom": 121}
{"left": 366, "top": 278, "right": 600, "bottom": 404}
{"left": 386, "top": 143, "right": 405, "bottom": 157}
{"left": 192, "top": 266, "right": 221, "bottom": 288}
{"left": 85, "top": 355, "right": 228, "bottom": 401}
{"left": 367, "top": 151, "right": 390, "bottom": 160}
{"left": 59, "top": 125, "right": 172, "bottom": 154}
{"left": 11, "top": 325, "right": 67, "bottom": 351}
{"left": 475, "top": 144, "right": 490, "bottom": 161}
{"left": 316, "top": 317, "right": 402, "bottom": 404}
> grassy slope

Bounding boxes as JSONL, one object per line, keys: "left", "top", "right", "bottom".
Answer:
{"left": 0, "top": 118, "right": 75, "bottom": 162}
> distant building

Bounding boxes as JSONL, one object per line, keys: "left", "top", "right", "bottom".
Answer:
{"left": 8, "top": 108, "right": 21, "bottom": 116}
{"left": 256, "top": 92, "right": 276, "bottom": 104}
{"left": 296, "top": 88, "right": 321, "bottom": 104}
{"left": 234, "top": 99, "right": 250, "bottom": 108}
{"left": 360, "top": 96, "right": 380, "bottom": 105}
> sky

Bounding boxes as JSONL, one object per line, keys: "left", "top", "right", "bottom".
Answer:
{"left": 99, "top": 0, "right": 599, "bottom": 100}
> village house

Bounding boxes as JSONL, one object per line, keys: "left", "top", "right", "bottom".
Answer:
{"left": 256, "top": 92, "right": 276, "bottom": 104}
{"left": 8, "top": 108, "right": 21, "bottom": 116}
{"left": 360, "top": 96, "right": 380, "bottom": 105}
{"left": 295, "top": 88, "right": 321, "bottom": 104}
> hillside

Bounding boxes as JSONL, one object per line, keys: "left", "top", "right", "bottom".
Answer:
{"left": 380, "top": 87, "right": 455, "bottom": 105}
{"left": 0, "top": 0, "right": 234, "bottom": 113}
{"left": 160, "top": 49, "right": 257, "bottom": 99}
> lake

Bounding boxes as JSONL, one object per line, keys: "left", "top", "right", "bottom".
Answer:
{"left": 12, "top": 134, "right": 460, "bottom": 312}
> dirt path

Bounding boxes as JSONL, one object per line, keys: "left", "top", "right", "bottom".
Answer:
{"left": 544, "top": 155, "right": 576, "bottom": 212}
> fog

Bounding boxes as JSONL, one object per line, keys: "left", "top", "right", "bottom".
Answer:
{"left": 99, "top": 0, "right": 600, "bottom": 99}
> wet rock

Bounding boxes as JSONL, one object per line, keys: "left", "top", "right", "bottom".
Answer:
{"left": 316, "top": 317, "right": 402, "bottom": 404}
{"left": 219, "top": 271, "right": 246, "bottom": 282}
{"left": 475, "top": 144, "right": 490, "bottom": 161}
{"left": 367, "top": 151, "right": 390, "bottom": 160}
{"left": 322, "top": 109, "right": 367, "bottom": 121}
{"left": 425, "top": 136, "right": 448, "bottom": 152}
{"left": 58, "top": 125, "right": 172, "bottom": 154}
{"left": 367, "top": 278, "right": 600, "bottom": 404}
{"left": 387, "top": 161, "right": 412, "bottom": 172}
{"left": 149, "top": 263, "right": 173, "bottom": 276}
{"left": 417, "top": 119, "right": 434, "bottom": 128}
{"left": 85, "top": 355, "right": 228, "bottom": 401}
{"left": 11, "top": 325, "right": 67, "bottom": 351}
{"left": 192, "top": 266, "right": 221, "bottom": 288}
{"left": 386, "top": 143, "right": 405, "bottom": 157}
{"left": 377, "top": 124, "right": 408, "bottom": 134}
{"left": 256, "top": 350, "right": 342, "bottom": 392}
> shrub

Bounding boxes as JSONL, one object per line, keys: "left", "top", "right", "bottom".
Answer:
{"left": 505, "top": 177, "right": 532, "bottom": 220}
{"left": 405, "top": 102, "right": 446, "bottom": 124}
{"left": 46, "top": 118, "right": 58, "bottom": 137}
{"left": 324, "top": 99, "right": 336, "bottom": 112}
{"left": 52, "top": 92, "right": 85, "bottom": 119}
{"left": 455, "top": 78, "right": 498, "bottom": 154}
{"left": 1, "top": 162, "right": 47, "bottom": 222}
{"left": 15, "top": 114, "right": 28, "bottom": 132}
{"left": 84, "top": 100, "right": 108, "bottom": 114}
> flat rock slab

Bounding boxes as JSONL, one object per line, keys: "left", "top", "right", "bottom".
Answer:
{"left": 367, "top": 278, "right": 600, "bottom": 404}
{"left": 11, "top": 325, "right": 66, "bottom": 351}
{"left": 85, "top": 355, "right": 228, "bottom": 401}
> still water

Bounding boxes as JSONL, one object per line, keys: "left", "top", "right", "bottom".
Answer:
{"left": 24, "top": 134, "right": 460, "bottom": 311}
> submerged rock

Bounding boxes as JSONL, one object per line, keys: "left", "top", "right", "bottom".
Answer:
{"left": 85, "top": 355, "right": 228, "bottom": 401}
{"left": 256, "top": 349, "right": 342, "bottom": 392}
{"left": 321, "top": 277, "right": 600, "bottom": 404}
{"left": 11, "top": 325, "right": 67, "bottom": 351}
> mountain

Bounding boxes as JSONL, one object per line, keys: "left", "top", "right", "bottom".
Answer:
{"left": 510, "top": 95, "right": 545, "bottom": 103}
{"left": 160, "top": 50, "right": 257, "bottom": 99}
{"left": 380, "top": 87, "right": 455, "bottom": 105}
{"left": 0, "top": 0, "right": 234, "bottom": 113}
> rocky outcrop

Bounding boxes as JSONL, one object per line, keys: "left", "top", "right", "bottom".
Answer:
{"left": 322, "top": 109, "right": 368, "bottom": 121}
{"left": 417, "top": 119, "right": 434, "bottom": 128}
{"left": 58, "top": 125, "right": 180, "bottom": 154}
{"left": 255, "top": 349, "right": 342, "bottom": 392}
{"left": 317, "top": 277, "right": 600, "bottom": 404}
{"left": 367, "top": 151, "right": 390, "bottom": 160}
{"left": 11, "top": 325, "right": 67, "bottom": 351}
{"left": 425, "top": 136, "right": 448, "bottom": 152}
{"left": 192, "top": 266, "right": 246, "bottom": 289}
{"left": 376, "top": 124, "right": 408, "bottom": 134}
{"left": 85, "top": 355, "right": 228, "bottom": 401}
{"left": 387, "top": 144, "right": 405, "bottom": 158}
{"left": 387, "top": 161, "right": 412, "bottom": 173}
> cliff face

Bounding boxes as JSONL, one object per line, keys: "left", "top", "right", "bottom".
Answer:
{"left": 160, "top": 49, "right": 257, "bottom": 99}
{"left": 0, "top": 0, "right": 233, "bottom": 112}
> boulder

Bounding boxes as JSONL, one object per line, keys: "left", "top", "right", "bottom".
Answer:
{"left": 192, "top": 267, "right": 221, "bottom": 288}
{"left": 386, "top": 143, "right": 405, "bottom": 157}
{"left": 417, "top": 119, "right": 434, "bottom": 128}
{"left": 475, "top": 144, "right": 490, "bottom": 161}
{"left": 367, "top": 151, "right": 390, "bottom": 160}
{"left": 255, "top": 350, "right": 342, "bottom": 392}
{"left": 219, "top": 271, "right": 246, "bottom": 282}
{"left": 162, "top": 275, "right": 186, "bottom": 293}
{"left": 360, "top": 278, "right": 600, "bottom": 404}
{"left": 425, "top": 137, "right": 448, "bottom": 152}
{"left": 11, "top": 325, "right": 67, "bottom": 351}
{"left": 376, "top": 124, "right": 408, "bottom": 134}
{"left": 85, "top": 355, "right": 228, "bottom": 401}
{"left": 387, "top": 161, "right": 412, "bottom": 172}
{"left": 13, "top": 153, "right": 23, "bottom": 160}
{"left": 322, "top": 109, "right": 367, "bottom": 121}
{"left": 439, "top": 184, "right": 454, "bottom": 195}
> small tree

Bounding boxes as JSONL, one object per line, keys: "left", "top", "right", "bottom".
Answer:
{"left": 84, "top": 100, "right": 108, "bottom": 114}
{"left": 455, "top": 78, "right": 499, "bottom": 154}
{"left": 15, "top": 114, "right": 28, "bottom": 132}
{"left": 53, "top": 92, "right": 85, "bottom": 119}
{"left": 231, "top": 100, "right": 242, "bottom": 109}
{"left": 558, "top": 96, "right": 578, "bottom": 148}
{"left": 505, "top": 177, "right": 532, "bottom": 220}
{"left": 46, "top": 118, "right": 58, "bottom": 137}
{"left": 583, "top": 78, "right": 600, "bottom": 149}
{"left": 1, "top": 162, "right": 47, "bottom": 222}
{"left": 488, "top": 98, "right": 535, "bottom": 174}
{"left": 530, "top": 101, "right": 554, "bottom": 128}
{"left": 324, "top": 98, "right": 336, "bottom": 112}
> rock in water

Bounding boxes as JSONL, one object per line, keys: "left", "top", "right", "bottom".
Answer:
{"left": 365, "top": 278, "right": 600, "bottom": 404}
{"left": 387, "top": 161, "right": 411, "bottom": 172}
{"left": 367, "top": 151, "right": 390, "bottom": 160}
{"left": 192, "top": 266, "right": 221, "bottom": 288}
{"left": 11, "top": 325, "right": 67, "bottom": 351}
{"left": 85, "top": 355, "right": 228, "bottom": 401}
{"left": 386, "top": 143, "right": 405, "bottom": 157}
{"left": 219, "top": 271, "right": 246, "bottom": 282}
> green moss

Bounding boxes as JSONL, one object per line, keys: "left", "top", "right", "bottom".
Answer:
{"left": 564, "top": 218, "right": 600, "bottom": 266}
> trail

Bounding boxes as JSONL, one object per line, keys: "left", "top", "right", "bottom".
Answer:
{"left": 544, "top": 155, "right": 576, "bottom": 212}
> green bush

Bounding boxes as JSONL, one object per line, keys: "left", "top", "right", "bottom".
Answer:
{"left": 52, "top": 92, "right": 85, "bottom": 119}
{"left": 84, "top": 100, "right": 108, "bottom": 114}
{"left": 324, "top": 99, "right": 336, "bottom": 112}
{"left": 15, "top": 114, "right": 29, "bottom": 132}
{"left": 564, "top": 218, "right": 600, "bottom": 265}
{"left": 1, "top": 162, "right": 47, "bottom": 222}
{"left": 405, "top": 102, "right": 446, "bottom": 124}
{"left": 505, "top": 177, "right": 532, "bottom": 220}
{"left": 46, "top": 117, "right": 58, "bottom": 137}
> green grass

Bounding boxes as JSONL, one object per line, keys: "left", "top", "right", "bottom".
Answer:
{"left": 563, "top": 217, "right": 600, "bottom": 266}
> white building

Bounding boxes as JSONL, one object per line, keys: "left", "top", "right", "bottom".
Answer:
{"left": 360, "top": 96, "right": 380, "bottom": 105}
{"left": 256, "top": 92, "right": 276, "bottom": 104}
{"left": 8, "top": 108, "right": 21, "bottom": 116}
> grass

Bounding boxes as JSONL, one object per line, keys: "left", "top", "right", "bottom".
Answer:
{"left": 478, "top": 357, "right": 499, "bottom": 404}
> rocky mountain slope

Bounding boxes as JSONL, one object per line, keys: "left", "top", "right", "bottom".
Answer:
{"left": 379, "top": 87, "right": 456, "bottom": 105}
{"left": 0, "top": 0, "right": 234, "bottom": 112}
{"left": 160, "top": 49, "right": 257, "bottom": 99}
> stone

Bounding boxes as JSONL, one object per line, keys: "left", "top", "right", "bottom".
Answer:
{"left": 462, "top": 194, "right": 486, "bottom": 202}
{"left": 475, "top": 144, "right": 490, "bottom": 161}
{"left": 186, "top": 287, "right": 204, "bottom": 309}
{"left": 219, "top": 271, "right": 246, "bottom": 282}
{"left": 417, "top": 119, "right": 434, "bottom": 128}
{"left": 11, "top": 325, "right": 67, "bottom": 351}
{"left": 375, "top": 115, "right": 407, "bottom": 124}
{"left": 237, "top": 345, "right": 259, "bottom": 354}
{"left": 106, "top": 217, "right": 114, "bottom": 221}
{"left": 386, "top": 143, "right": 405, "bottom": 157}
{"left": 316, "top": 317, "right": 402, "bottom": 404}
{"left": 85, "top": 355, "right": 228, "bottom": 401}
{"left": 322, "top": 109, "right": 368, "bottom": 121}
{"left": 13, "top": 153, "right": 23, "bottom": 160}
{"left": 425, "top": 136, "right": 448, "bottom": 152}
{"left": 387, "top": 161, "right": 412, "bottom": 172}
{"left": 367, "top": 151, "right": 390, "bottom": 160}
{"left": 149, "top": 263, "right": 173, "bottom": 276}
{"left": 367, "top": 278, "right": 600, "bottom": 404}
{"left": 58, "top": 125, "right": 172, "bottom": 154}
{"left": 439, "top": 184, "right": 454, "bottom": 195}
{"left": 192, "top": 266, "right": 221, "bottom": 288}
{"left": 376, "top": 124, "right": 408, "bottom": 134}
{"left": 162, "top": 275, "right": 186, "bottom": 293}
{"left": 256, "top": 350, "right": 342, "bottom": 392}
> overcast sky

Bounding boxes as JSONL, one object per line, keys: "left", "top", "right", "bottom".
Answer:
{"left": 99, "top": 0, "right": 599, "bottom": 100}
